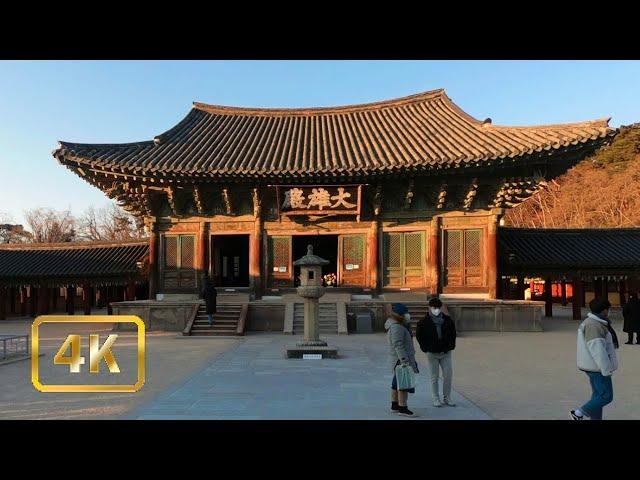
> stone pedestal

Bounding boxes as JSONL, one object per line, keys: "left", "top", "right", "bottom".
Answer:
{"left": 285, "top": 245, "right": 337, "bottom": 359}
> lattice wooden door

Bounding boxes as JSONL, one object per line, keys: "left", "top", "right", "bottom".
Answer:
{"left": 383, "top": 231, "right": 425, "bottom": 287}
{"left": 268, "top": 236, "right": 292, "bottom": 287}
{"left": 443, "top": 229, "right": 482, "bottom": 288}
{"left": 339, "top": 234, "right": 366, "bottom": 287}
{"left": 162, "top": 234, "right": 196, "bottom": 291}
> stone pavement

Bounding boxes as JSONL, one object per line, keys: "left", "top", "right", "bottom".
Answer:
{"left": 127, "top": 333, "right": 490, "bottom": 420}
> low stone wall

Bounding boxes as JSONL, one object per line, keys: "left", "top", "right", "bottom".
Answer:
{"left": 347, "top": 299, "right": 544, "bottom": 332}
{"left": 111, "top": 300, "right": 200, "bottom": 331}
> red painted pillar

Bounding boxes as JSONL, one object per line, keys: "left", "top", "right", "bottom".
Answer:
{"left": 572, "top": 277, "right": 583, "bottom": 320}
{"left": 66, "top": 285, "right": 75, "bottom": 315}
{"left": 82, "top": 283, "right": 91, "bottom": 315}
{"left": 544, "top": 277, "right": 553, "bottom": 318}
{"left": 20, "top": 287, "right": 27, "bottom": 316}
{"left": 51, "top": 287, "right": 58, "bottom": 312}
{"left": 126, "top": 281, "right": 136, "bottom": 301}
{"left": 487, "top": 217, "right": 498, "bottom": 299}
{"left": 249, "top": 221, "right": 262, "bottom": 300}
{"left": 9, "top": 287, "right": 16, "bottom": 314}
{"left": 0, "top": 286, "right": 7, "bottom": 320}
{"left": 30, "top": 286, "right": 38, "bottom": 317}
{"left": 602, "top": 278, "right": 609, "bottom": 302}
{"left": 429, "top": 218, "right": 440, "bottom": 295}
{"left": 148, "top": 223, "right": 159, "bottom": 300}
{"left": 561, "top": 280, "right": 567, "bottom": 306}
{"left": 619, "top": 279, "right": 627, "bottom": 307}
{"left": 107, "top": 286, "right": 113, "bottom": 315}
{"left": 38, "top": 286, "right": 50, "bottom": 315}
{"left": 368, "top": 221, "right": 379, "bottom": 293}
{"left": 517, "top": 276, "right": 525, "bottom": 300}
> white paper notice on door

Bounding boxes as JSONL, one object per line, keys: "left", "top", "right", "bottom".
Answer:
{"left": 278, "top": 266, "right": 287, "bottom": 272}
{"left": 353, "top": 264, "right": 359, "bottom": 269}
{"left": 345, "top": 264, "right": 354, "bottom": 270}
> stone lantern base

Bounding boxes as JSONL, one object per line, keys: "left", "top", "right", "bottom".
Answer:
{"left": 285, "top": 345, "right": 338, "bottom": 359}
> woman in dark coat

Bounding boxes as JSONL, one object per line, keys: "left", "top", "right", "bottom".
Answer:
{"left": 201, "top": 279, "right": 217, "bottom": 325}
{"left": 623, "top": 291, "right": 640, "bottom": 344}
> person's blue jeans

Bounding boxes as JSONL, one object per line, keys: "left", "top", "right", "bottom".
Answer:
{"left": 207, "top": 314, "right": 214, "bottom": 325}
{"left": 581, "top": 371, "right": 613, "bottom": 420}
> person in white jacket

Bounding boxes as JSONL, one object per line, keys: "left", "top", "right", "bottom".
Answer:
{"left": 570, "top": 298, "right": 619, "bottom": 420}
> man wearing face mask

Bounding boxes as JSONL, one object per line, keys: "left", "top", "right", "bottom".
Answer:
{"left": 416, "top": 297, "right": 457, "bottom": 407}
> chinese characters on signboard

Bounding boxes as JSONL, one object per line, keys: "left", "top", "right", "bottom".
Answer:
{"left": 278, "top": 186, "right": 361, "bottom": 216}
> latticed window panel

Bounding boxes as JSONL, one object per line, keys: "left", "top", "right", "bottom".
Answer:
{"left": 269, "top": 236, "right": 291, "bottom": 286}
{"left": 343, "top": 235, "right": 364, "bottom": 265}
{"left": 445, "top": 230, "right": 462, "bottom": 268}
{"left": 384, "top": 233, "right": 401, "bottom": 269}
{"left": 404, "top": 232, "right": 423, "bottom": 268}
{"left": 464, "top": 230, "right": 481, "bottom": 267}
{"left": 164, "top": 236, "right": 178, "bottom": 269}
{"left": 180, "top": 235, "right": 195, "bottom": 269}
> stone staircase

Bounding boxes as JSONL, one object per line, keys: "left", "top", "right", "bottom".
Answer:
{"left": 189, "top": 303, "right": 245, "bottom": 336}
{"left": 292, "top": 302, "right": 338, "bottom": 334}
{"left": 406, "top": 304, "right": 429, "bottom": 334}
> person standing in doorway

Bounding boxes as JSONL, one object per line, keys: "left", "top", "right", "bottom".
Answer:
{"left": 416, "top": 297, "right": 457, "bottom": 407}
{"left": 201, "top": 277, "right": 217, "bottom": 326}
{"left": 623, "top": 291, "right": 640, "bottom": 345}
{"left": 570, "top": 298, "right": 619, "bottom": 420}
{"left": 385, "top": 303, "right": 419, "bottom": 417}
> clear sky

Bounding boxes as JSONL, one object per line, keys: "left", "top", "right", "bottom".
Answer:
{"left": 1, "top": 60, "right": 638, "bottom": 226}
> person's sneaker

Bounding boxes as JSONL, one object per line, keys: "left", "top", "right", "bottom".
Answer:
{"left": 569, "top": 410, "right": 584, "bottom": 420}
{"left": 433, "top": 399, "right": 443, "bottom": 407}
{"left": 397, "top": 406, "right": 416, "bottom": 417}
{"left": 390, "top": 401, "right": 399, "bottom": 413}
{"left": 443, "top": 398, "right": 456, "bottom": 407}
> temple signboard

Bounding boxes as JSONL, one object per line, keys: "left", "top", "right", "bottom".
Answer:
{"left": 276, "top": 185, "right": 362, "bottom": 217}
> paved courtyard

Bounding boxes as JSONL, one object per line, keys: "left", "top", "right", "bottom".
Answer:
{"left": 0, "top": 306, "right": 638, "bottom": 420}
{"left": 126, "top": 333, "right": 489, "bottom": 420}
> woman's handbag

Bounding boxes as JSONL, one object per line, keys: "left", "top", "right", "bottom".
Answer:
{"left": 395, "top": 363, "right": 416, "bottom": 390}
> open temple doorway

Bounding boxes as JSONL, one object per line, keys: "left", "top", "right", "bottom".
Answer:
{"left": 293, "top": 235, "right": 338, "bottom": 287}
{"left": 211, "top": 234, "right": 249, "bottom": 287}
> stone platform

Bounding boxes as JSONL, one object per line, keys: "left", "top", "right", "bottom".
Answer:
{"left": 285, "top": 345, "right": 338, "bottom": 359}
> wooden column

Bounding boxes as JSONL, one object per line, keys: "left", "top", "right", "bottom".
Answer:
{"left": 148, "top": 221, "right": 159, "bottom": 300}
{"left": 66, "top": 285, "right": 75, "bottom": 315}
{"left": 197, "top": 223, "right": 208, "bottom": 285}
{"left": 126, "top": 281, "right": 136, "bottom": 301}
{"left": 107, "top": 286, "right": 113, "bottom": 315}
{"left": 368, "top": 221, "right": 378, "bottom": 293}
{"left": 20, "top": 287, "right": 27, "bottom": 316}
{"left": 619, "top": 279, "right": 627, "bottom": 307}
{"left": 517, "top": 275, "right": 525, "bottom": 300}
{"left": 544, "top": 277, "right": 553, "bottom": 318}
{"left": 250, "top": 221, "right": 262, "bottom": 300}
{"left": 82, "top": 283, "right": 91, "bottom": 315}
{"left": 30, "top": 286, "right": 38, "bottom": 317}
{"left": 486, "top": 216, "right": 498, "bottom": 299}
{"left": 51, "top": 287, "right": 58, "bottom": 312}
{"left": 0, "top": 286, "right": 6, "bottom": 320}
{"left": 602, "top": 277, "right": 609, "bottom": 302}
{"left": 429, "top": 218, "right": 440, "bottom": 295}
{"left": 594, "top": 278, "right": 602, "bottom": 299}
{"left": 38, "top": 286, "right": 49, "bottom": 315}
{"left": 572, "top": 276, "right": 583, "bottom": 320}
{"left": 9, "top": 287, "right": 16, "bottom": 314}
{"left": 561, "top": 280, "right": 567, "bottom": 306}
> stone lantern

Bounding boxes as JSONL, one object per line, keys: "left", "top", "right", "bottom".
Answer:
{"left": 286, "top": 245, "right": 338, "bottom": 359}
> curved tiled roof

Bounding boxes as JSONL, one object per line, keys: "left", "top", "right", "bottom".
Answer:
{"left": 54, "top": 89, "right": 615, "bottom": 179}
{"left": 0, "top": 240, "right": 149, "bottom": 283}
{"left": 498, "top": 227, "right": 640, "bottom": 273}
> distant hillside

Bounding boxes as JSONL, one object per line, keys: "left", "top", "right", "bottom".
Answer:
{"left": 504, "top": 123, "right": 640, "bottom": 228}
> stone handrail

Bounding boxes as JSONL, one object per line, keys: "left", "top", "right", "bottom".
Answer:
{"left": 182, "top": 303, "right": 202, "bottom": 336}
{"left": 236, "top": 303, "right": 249, "bottom": 336}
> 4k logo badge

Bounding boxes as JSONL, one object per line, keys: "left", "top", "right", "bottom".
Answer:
{"left": 31, "top": 315, "right": 145, "bottom": 393}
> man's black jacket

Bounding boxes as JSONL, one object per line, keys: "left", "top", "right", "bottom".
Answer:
{"left": 415, "top": 314, "right": 456, "bottom": 353}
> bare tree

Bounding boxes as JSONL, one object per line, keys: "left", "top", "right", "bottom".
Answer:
{"left": 78, "top": 204, "right": 145, "bottom": 241}
{"left": 23, "top": 208, "right": 77, "bottom": 243}
{"left": 0, "top": 212, "right": 32, "bottom": 243}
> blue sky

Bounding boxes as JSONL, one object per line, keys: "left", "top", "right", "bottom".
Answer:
{"left": 1, "top": 60, "right": 638, "bottom": 226}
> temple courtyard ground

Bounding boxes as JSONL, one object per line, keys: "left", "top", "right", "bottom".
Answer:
{"left": 0, "top": 306, "right": 638, "bottom": 420}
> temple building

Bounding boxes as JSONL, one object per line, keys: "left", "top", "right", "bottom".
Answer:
{"left": 50, "top": 89, "right": 616, "bottom": 332}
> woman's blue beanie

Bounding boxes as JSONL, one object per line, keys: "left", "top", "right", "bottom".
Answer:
{"left": 392, "top": 303, "right": 409, "bottom": 316}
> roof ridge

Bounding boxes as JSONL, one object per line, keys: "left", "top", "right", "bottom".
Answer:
{"left": 0, "top": 239, "right": 149, "bottom": 250}
{"left": 192, "top": 88, "right": 447, "bottom": 116}
{"left": 485, "top": 117, "right": 613, "bottom": 131}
